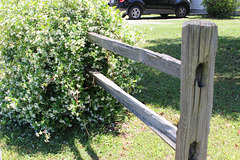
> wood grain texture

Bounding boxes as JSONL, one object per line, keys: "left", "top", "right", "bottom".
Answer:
{"left": 89, "top": 70, "right": 177, "bottom": 149}
{"left": 175, "top": 20, "right": 218, "bottom": 160}
{"left": 87, "top": 32, "right": 181, "bottom": 78}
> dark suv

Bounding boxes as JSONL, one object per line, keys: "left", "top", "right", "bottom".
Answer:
{"left": 116, "top": 0, "right": 190, "bottom": 19}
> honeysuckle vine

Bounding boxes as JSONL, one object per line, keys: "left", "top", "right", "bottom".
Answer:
{"left": 0, "top": 0, "right": 142, "bottom": 139}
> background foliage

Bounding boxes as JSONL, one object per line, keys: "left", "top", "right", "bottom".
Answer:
{"left": 0, "top": 0, "right": 140, "bottom": 136}
{"left": 202, "top": 0, "right": 240, "bottom": 18}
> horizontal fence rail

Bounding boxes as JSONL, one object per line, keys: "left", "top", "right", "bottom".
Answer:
{"left": 87, "top": 32, "right": 181, "bottom": 79}
{"left": 89, "top": 70, "right": 177, "bottom": 149}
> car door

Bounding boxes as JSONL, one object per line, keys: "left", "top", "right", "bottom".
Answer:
{"left": 145, "top": 0, "right": 171, "bottom": 9}
{"left": 167, "top": 0, "right": 177, "bottom": 9}
{"left": 144, "top": 0, "right": 160, "bottom": 9}
{"left": 158, "top": 0, "right": 170, "bottom": 9}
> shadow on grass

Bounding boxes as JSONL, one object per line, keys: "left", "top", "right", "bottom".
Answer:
{"left": 133, "top": 36, "right": 239, "bottom": 121}
{"left": 0, "top": 121, "right": 122, "bottom": 159}
{"left": 132, "top": 37, "right": 182, "bottom": 111}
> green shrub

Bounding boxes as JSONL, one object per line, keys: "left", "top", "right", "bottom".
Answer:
{"left": 202, "top": 0, "right": 240, "bottom": 18}
{"left": 0, "top": 0, "right": 141, "bottom": 137}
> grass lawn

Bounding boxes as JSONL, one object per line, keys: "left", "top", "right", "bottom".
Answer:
{"left": 0, "top": 15, "right": 240, "bottom": 159}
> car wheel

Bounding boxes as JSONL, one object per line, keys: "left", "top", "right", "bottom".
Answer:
{"left": 160, "top": 14, "right": 169, "bottom": 18}
{"left": 175, "top": 5, "right": 187, "bottom": 18}
{"left": 128, "top": 6, "right": 142, "bottom": 19}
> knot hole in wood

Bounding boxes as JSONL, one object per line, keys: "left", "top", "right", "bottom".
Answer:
{"left": 195, "top": 63, "right": 207, "bottom": 88}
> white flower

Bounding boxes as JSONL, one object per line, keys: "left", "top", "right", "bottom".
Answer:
{"left": 4, "top": 97, "right": 11, "bottom": 101}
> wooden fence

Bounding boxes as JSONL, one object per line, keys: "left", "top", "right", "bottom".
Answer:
{"left": 87, "top": 20, "right": 218, "bottom": 159}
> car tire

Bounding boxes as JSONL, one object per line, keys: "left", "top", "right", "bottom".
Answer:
{"left": 160, "top": 14, "right": 169, "bottom": 18}
{"left": 128, "top": 6, "right": 142, "bottom": 19}
{"left": 175, "top": 5, "right": 187, "bottom": 18}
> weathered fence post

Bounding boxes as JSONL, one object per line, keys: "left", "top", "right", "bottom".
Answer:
{"left": 175, "top": 21, "right": 218, "bottom": 159}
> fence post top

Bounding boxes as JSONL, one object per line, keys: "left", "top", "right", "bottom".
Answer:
{"left": 183, "top": 20, "right": 217, "bottom": 27}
